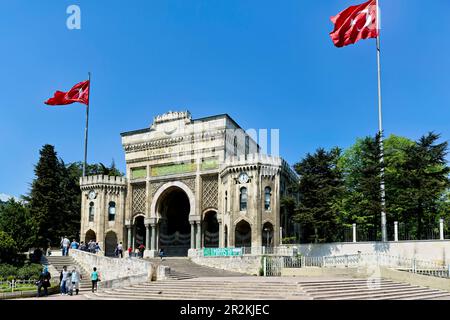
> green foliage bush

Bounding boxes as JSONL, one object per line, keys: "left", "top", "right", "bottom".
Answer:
{"left": 0, "top": 264, "right": 17, "bottom": 279}
{"left": 282, "top": 237, "right": 297, "bottom": 244}
{"left": 16, "top": 264, "right": 42, "bottom": 280}
{"left": 0, "top": 263, "right": 42, "bottom": 280}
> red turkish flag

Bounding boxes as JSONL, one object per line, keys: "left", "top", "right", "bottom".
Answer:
{"left": 44, "top": 80, "right": 90, "bottom": 105}
{"left": 330, "top": 0, "right": 379, "bottom": 48}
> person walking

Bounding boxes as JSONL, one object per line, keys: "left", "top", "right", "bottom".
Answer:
{"left": 94, "top": 242, "right": 101, "bottom": 254}
{"left": 36, "top": 266, "right": 51, "bottom": 297}
{"left": 91, "top": 267, "right": 100, "bottom": 293}
{"left": 117, "top": 242, "right": 123, "bottom": 258}
{"left": 127, "top": 246, "right": 132, "bottom": 258}
{"left": 159, "top": 248, "right": 164, "bottom": 261}
{"left": 59, "top": 266, "right": 69, "bottom": 295}
{"left": 88, "top": 240, "right": 96, "bottom": 253}
{"left": 70, "top": 268, "right": 81, "bottom": 295}
{"left": 70, "top": 239, "right": 79, "bottom": 250}
{"left": 79, "top": 241, "right": 87, "bottom": 251}
{"left": 65, "top": 269, "right": 73, "bottom": 295}
{"left": 138, "top": 244, "right": 145, "bottom": 258}
{"left": 61, "top": 236, "right": 70, "bottom": 256}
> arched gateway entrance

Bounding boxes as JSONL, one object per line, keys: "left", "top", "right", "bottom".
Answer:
{"left": 157, "top": 186, "right": 191, "bottom": 256}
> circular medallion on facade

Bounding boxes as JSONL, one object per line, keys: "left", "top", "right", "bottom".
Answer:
{"left": 238, "top": 172, "right": 249, "bottom": 184}
{"left": 88, "top": 190, "right": 97, "bottom": 200}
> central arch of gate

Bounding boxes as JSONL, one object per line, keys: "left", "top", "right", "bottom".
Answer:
{"left": 147, "top": 181, "right": 201, "bottom": 257}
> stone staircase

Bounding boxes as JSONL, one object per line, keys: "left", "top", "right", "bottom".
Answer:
{"left": 84, "top": 277, "right": 450, "bottom": 300}
{"left": 42, "top": 256, "right": 92, "bottom": 293}
{"left": 148, "top": 257, "right": 248, "bottom": 279}
{"left": 296, "top": 278, "right": 450, "bottom": 300}
{"left": 85, "top": 279, "right": 305, "bottom": 300}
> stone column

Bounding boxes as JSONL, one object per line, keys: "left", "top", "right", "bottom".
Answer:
{"left": 156, "top": 223, "right": 160, "bottom": 251}
{"left": 127, "top": 226, "right": 132, "bottom": 248}
{"left": 150, "top": 224, "right": 156, "bottom": 251}
{"left": 196, "top": 222, "right": 201, "bottom": 249}
{"left": 218, "top": 219, "right": 222, "bottom": 248}
{"left": 190, "top": 223, "right": 195, "bottom": 249}
{"left": 145, "top": 224, "right": 150, "bottom": 249}
{"left": 440, "top": 218, "right": 444, "bottom": 240}
{"left": 131, "top": 225, "right": 135, "bottom": 249}
{"left": 394, "top": 221, "right": 399, "bottom": 242}
{"left": 352, "top": 223, "right": 357, "bottom": 243}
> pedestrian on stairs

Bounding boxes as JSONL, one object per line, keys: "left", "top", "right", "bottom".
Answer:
{"left": 138, "top": 244, "right": 145, "bottom": 258}
{"left": 61, "top": 236, "right": 70, "bottom": 256}
{"left": 70, "top": 268, "right": 81, "bottom": 295}
{"left": 91, "top": 267, "right": 100, "bottom": 293}
{"left": 117, "top": 242, "right": 123, "bottom": 258}
{"left": 59, "top": 266, "right": 69, "bottom": 295}
{"left": 159, "top": 248, "right": 164, "bottom": 261}
{"left": 94, "top": 242, "right": 101, "bottom": 254}
{"left": 127, "top": 246, "right": 132, "bottom": 258}
{"left": 70, "top": 239, "right": 79, "bottom": 250}
{"left": 88, "top": 240, "right": 96, "bottom": 253}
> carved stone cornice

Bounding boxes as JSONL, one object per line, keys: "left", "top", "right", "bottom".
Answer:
{"left": 125, "top": 146, "right": 224, "bottom": 165}
{"left": 123, "top": 130, "right": 225, "bottom": 154}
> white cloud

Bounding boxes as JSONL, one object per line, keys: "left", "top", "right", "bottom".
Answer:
{"left": 0, "top": 193, "right": 19, "bottom": 202}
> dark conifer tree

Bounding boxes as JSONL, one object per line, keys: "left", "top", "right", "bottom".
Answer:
{"left": 293, "top": 147, "right": 344, "bottom": 243}
{"left": 29, "top": 144, "right": 66, "bottom": 248}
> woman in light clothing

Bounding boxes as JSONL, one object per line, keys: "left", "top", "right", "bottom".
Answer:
{"left": 70, "top": 268, "right": 81, "bottom": 295}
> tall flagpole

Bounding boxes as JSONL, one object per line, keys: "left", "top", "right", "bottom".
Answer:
{"left": 82, "top": 72, "right": 91, "bottom": 177}
{"left": 375, "top": 0, "right": 387, "bottom": 242}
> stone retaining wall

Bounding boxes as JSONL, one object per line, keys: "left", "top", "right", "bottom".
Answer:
{"left": 70, "top": 249, "right": 157, "bottom": 281}
{"left": 294, "top": 240, "right": 450, "bottom": 265}
{"left": 190, "top": 256, "right": 261, "bottom": 275}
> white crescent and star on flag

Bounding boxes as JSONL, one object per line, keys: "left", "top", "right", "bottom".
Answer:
{"left": 350, "top": 8, "right": 374, "bottom": 31}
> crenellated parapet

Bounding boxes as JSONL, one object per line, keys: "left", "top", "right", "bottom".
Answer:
{"left": 219, "top": 153, "right": 281, "bottom": 177}
{"left": 152, "top": 110, "right": 192, "bottom": 125}
{"left": 80, "top": 175, "right": 127, "bottom": 194}
{"left": 219, "top": 153, "right": 298, "bottom": 181}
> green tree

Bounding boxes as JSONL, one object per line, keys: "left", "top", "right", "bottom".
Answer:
{"left": 59, "top": 161, "right": 82, "bottom": 241}
{"left": 338, "top": 134, "right": 415, "bottom": 240}
{"left": 395, "top": 133, "right": 450, "bottom": 238}
{"left": 0, "top": 231, "right": 17, "bottom": 263}
{"left": 293, "top": 147, "right": 344, "bottom": 243}
{"left": 339, "top": 135, "right": 382, "bottom": 239}
{"left": 28, "top": 145, "right": 66, "bottom": 248}
{"left": 0, "top": 199, "right": 34, "bottom": 252}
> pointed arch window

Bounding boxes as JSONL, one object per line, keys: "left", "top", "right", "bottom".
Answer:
{"left": 240, "top": 187, "right": 248, "bottom": 211}
{"left": 108, "top": 201, "right": 116, "bottom": 221}
{"left": 225, "top": 191, "right": 228, "bottom": 213}
{"left": 89, "top": 202, "right": 95, "bottom": 222}
{"left": 264, "top": 187, "right": 272, "bottom": 210}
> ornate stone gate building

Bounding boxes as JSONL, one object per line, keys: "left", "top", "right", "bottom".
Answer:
{"left": 80, "top": 111, "right": 298, "bottom": 257}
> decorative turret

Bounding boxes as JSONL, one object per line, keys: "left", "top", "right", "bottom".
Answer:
{"left": 79, "top": 175, "right": 127, "bottom": 193}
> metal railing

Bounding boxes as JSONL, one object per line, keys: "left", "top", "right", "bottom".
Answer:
{"left": 0, "top": 279, "right": 38, "bottom": 293}
{"left": 265, "top": 253, "right": 450, "bottom": 278}
{"left": 241, "top": 246, "right": 294, "bottom": 256}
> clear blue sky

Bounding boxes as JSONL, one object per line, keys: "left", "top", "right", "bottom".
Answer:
{"left": 1, "top": 0, "right": 450, "bottom": 198}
